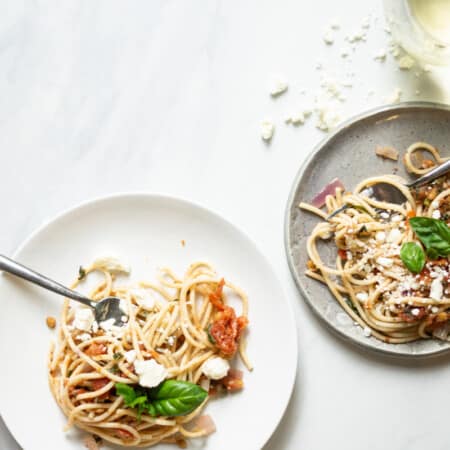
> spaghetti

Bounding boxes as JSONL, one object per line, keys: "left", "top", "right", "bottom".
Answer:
{"left": 300, "top": 141, "right": 450, "bottom": 343}
{"left": 48, "top": 260, "right": 251, "bottom": 447}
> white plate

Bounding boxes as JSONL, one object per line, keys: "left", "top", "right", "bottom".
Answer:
{"left": 0, "top": 193, "right": 297, "bottom": 450}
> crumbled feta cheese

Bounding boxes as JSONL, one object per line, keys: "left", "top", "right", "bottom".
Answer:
{"left": 384, "top": 87, "right": 402, "bottom": 104}
{"left": 373, "top": 49, "right": 387, "bottom": 62}
{"left": 323, "top": 31, "right": 334, "bottom": 45}
{"left": 430, "top": 279, "right": 443, "bottom": 301}
{"left": 76, "top": 332, "right": 92, "bottom": 342}
{"left": 411, "top": 308, "right": 420, "bottom": 316}
{"left": 431, "top": 201, "right": 439, "bottom": 209}
{"left": 346, "top": 29, "right": 366, "bottom": 43}
{"left": 432, "top": 210, "right": 442, "bottom": 219}
{"left": 363, "top": 326, "right": 372, "bottom": 337}
{"left": 261, "top": 120, "right": 275, "bottom": 141}
{"left": 167, "top": 336, "right": 175, "bottom": 346}
{"left": 330, "top": 18, "right": 340, "bottom": 30}
{"left": 361, "top": 16, "right": 370, "bottom": 29}
{"left": 398, "top": 55, "right": 415, "bottom": 70}
{"left": 134, "top": 359, "right": 168, "bottom": 388}
{"left": 375, "top": 231, "right": 386, "bottom": 242}
{"left": 432, "top": 306, "right": 439, "bottom": 313}
{"left": 201, "top": 357, "right": 230, "bottom": 380}
{"left": 391, "top": 215, "right": 403, "bottom": 222}
{"left": 124, "top": 349, "right": 137, "bottom": 363}
{"left": 376, "top": 257, "right": 393, "bottom": 268}
{"left": 99, "top": 318, "right": 116, "bottom": 331}
{"left": 380, "top": 212, "right": 390, "bottom": 219}
{"left": 315, "top": 106, "right": 341, "bottom": 132}
{"left": 132, "top": 289, "right": 155, "bottom": 310}
{"left": 387, "top": 228, "right": 402, "bottom": 242}
{"left": 356, "top": 292, "right": 369, "bottom": 303}
{"left": 269, "top": 79, "right": 288, "bottom": 97}
{"left": 73, "top": 308, "right": 95, "bottom": 332}
{"left": 92, "top": 256, "right": 130, "bottom": 274}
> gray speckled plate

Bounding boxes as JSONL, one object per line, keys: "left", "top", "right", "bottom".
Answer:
{"left": 285, "top": 102, "right": 450, "bottom": 358}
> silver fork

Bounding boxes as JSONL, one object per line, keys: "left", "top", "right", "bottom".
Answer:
{"left": 326, "top": 159, "right": 450, "bottom": 220}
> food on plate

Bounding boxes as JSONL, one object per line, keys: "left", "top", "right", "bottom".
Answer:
{"left": 300, "top": 141, "right": 450, "bottom": 343}
{"left": 48, "top": 260, "right": 251, "bottom": 447}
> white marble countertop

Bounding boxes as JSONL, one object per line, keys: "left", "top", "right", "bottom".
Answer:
{"left": 1, "top": 1, "right": 450, "bottom": 449}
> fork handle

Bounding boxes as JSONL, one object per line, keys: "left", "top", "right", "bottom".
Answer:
{"left": 0, "top": 254, "right": 94, "bottom": 307}
{"left": 408, "top": 159, "right": 450, "bottom": 188}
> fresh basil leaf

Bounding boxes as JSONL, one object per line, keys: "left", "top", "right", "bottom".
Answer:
{"left": 409, "top": 217, "right": 450, "bottom": 258}
{"left": 148, "top": 380, "right": 207, "bottom": 417}
{"left": 116, "top": 380, "right": 206, "bottom": 418}
{"left": 400, "top": 242, "right": 425, "bottom": 273}
{"left": 115, "top": 383, "right": 136, "bottom": 405}
{"left": 147, "top": 403, "right": 157, "bottom": 417}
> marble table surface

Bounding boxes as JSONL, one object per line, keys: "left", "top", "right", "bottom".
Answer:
{"left": 1, "top": 1, "right": 450, "bottom": 449}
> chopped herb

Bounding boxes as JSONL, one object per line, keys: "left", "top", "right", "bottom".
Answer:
{"left": 109, "top": 365, "right": 119, "bottom": 374}
{"left": 113, "top": 352, "right": 122, "bottom": 360}
{"left": 206, "top": 324, "right": 216, "bottom": 345}
{"left": 423, "top": 198, "right": 431, "bottom": 207}
{"left": 345, "top": 298, "right": 359, "bottom": 315}
{"left": 67, "top": 369, "right": 73, "bottom": 377}
{"left": 78, "top": 266, "right": 86, "bottom": 280}
{"left": 359, "top": 225, "right": 368, "bottom": 233}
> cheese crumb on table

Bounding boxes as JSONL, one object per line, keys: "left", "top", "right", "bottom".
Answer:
{"left": 261, "top": 120, "right": 275, "bottom": 141}
{"left": 269, "top": 79, "right": 288, "bottom": 97}
{"left": 398, "top": 54, "right": 415, "bottom": 70}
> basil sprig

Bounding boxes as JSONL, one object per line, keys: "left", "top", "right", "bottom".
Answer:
{"left": 116, "top": 380, "right": 207, "bottom": 418}
{"left": 400, "top": 242, "right": 425, "bottom": 273}
{"left": 409, "top": 217, "right": 450, "bottom": 259}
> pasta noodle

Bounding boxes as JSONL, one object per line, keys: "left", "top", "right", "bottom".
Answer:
{"left": 48, "top": 261, "right": 251, "bottom": 447}
{"left": 300, "top": 142, "right": 450, "bottom": 343}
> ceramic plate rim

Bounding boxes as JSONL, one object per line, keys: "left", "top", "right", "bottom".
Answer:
{"left": 284, "top": 101, "right": 450, "bottom": 360}
{"left": 2, "top": 191, "right": 298, "bottom": 449}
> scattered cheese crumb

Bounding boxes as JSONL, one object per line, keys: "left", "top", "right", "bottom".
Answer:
{"left": 432, "top": 210, "right": 441, "bottom": 219}
{"left": 323, "top": 30, "right": 334, "bottom": 45}
{"left": 73, "top": 308, "right": 95, "bottom": 332}
{"left": 134, "top": 359, "right": 168, "bottom": 388}
{"left": 356, "top": 292, "right": 369, "bottom": 303}
{"left": 270, "top": 79, "right": 288, "bottom": 97}
{"left": 376, "top": 257, "right": 393, "bottom": 268}
{"left": 375, "top": 231, "right": 386, "bottom": 242}
{"left": 430, "top": 279, "right": 443, "bottom": 301}
{"left": 363, "top": 326, "right": 372, "bottom": 337}
{"left": 330, "top": 18, "right": 340, "bottom": 30}
{"left": 124, "top": 349, "right": 137, "bottom": 363}
{"left": 315, "top": 106, "right": 341, "bottom": 132}
{"left": 261, "top": 120, "right": 275, "bottom": 141}
{"left": 384, "top": 87, "right": 402, "bottom": 104}
{"left": 398, "top": 55, "right": 415, "bottom": 70}
{"left": 202, "top": 357, "right": 230, "bottom": 380}
{"left": 373, "top": 49, "right": 387, "bottom": 62}
{"left": 387, "top": 228, "right": 402, "bottom": 242}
